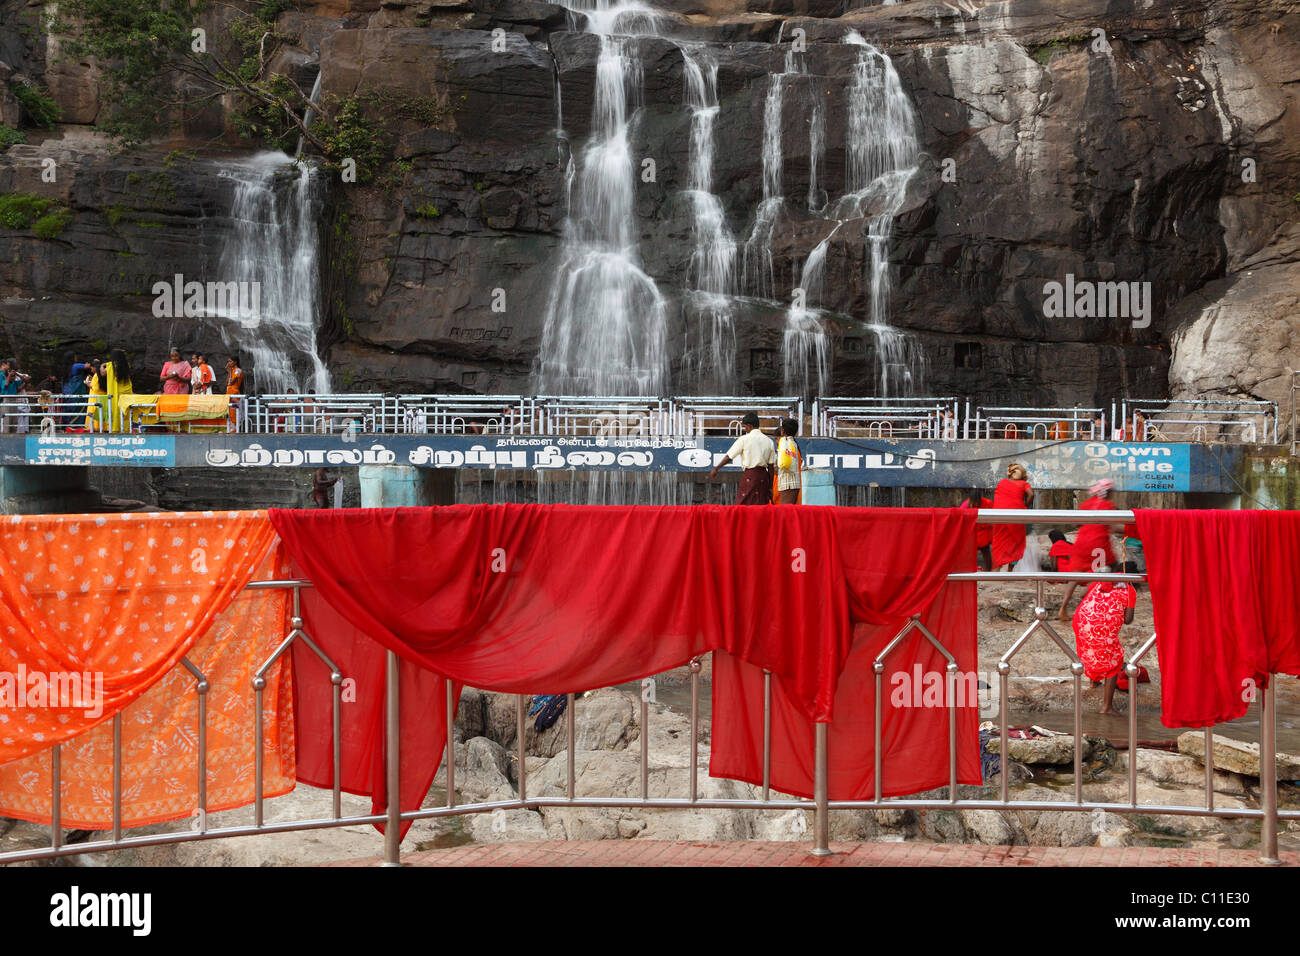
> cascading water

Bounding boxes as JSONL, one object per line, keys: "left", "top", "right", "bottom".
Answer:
{"left": 742, "top": 47, "right": 804, "bottom": 299}
{"left": 535, "top": 2, "right": 668, "bottom": 396}
{"left": 215, "top": 151, "right": 330, "bottom": 393}
{"left": 680, "top": 44, "right": 738, "bottom": 391}
{"left": 781, "top": 32, "right": 924, "bottom": 399}
{"left": 782, "top": 224, "right": 837, "bottom": 397}
{"left": 839, "top": 32, "right": 923, "bottom": 397}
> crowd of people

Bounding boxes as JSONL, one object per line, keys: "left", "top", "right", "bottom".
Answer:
{"left": 0, "top": 350, "right": 246, "bottom": 434}
{"left": 978, "top": 464, "right": 1146, "bottom": 714}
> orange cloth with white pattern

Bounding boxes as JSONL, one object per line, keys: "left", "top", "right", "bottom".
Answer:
{"left": 0, "top": 544, "right": 296, "bottom": 828}
{"left": 0, "top": 511, "right": 278, "bottom": 767}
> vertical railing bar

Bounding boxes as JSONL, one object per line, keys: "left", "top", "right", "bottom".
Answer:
{"left": 998, "top": 665, "right": 1010, "bottom": 804}
{"left": 874, "top": 665, "right": 884, "bottom": 802}
{"left": 383, "top": 650, "right": 401, "bottom": 866}
{"left": 254, "top": 677, "right": 265, "bottom": 827}
{"left": 566, "top": 692, "right": 575, "bottom": 801}
{"left": 762, "top": 670, "right": 771, "bottom": 802}
{"left": 112, "top": 713, "right": 123, "bottom": 842}
{"left": 947, "top": 664, "right": 957, "bottom": 803}
{"left": 1127, "top": 662, "right": 1139, "bottom": 807}
{"left": 811, "top": 723, "right": 830, "bottom": 856}
{"left": 690, "top": 659, "right": 700, "bottom": 803}
{"left": 445, "top": 678, "right": 456, "bottom": 810}
{"left": 516, "top": 694, "right": 527, "bottom": 803}
{"left": 640, "top": 685, "right": 649, "bottom": 801}
{"left": 331, "top": 674, "right": 342, "bottom": 821}
{"left": 51, "top": 744, "right": 62, "bottom": 850}
{"left": 1204, "top": 726, "right": 1214, "bottom": 812}
{"left": 1072, "top": 665, "right": 1083, "bottom": 805}
{"left": 1260, "top": 677, "right": 1280, "bottom": 864}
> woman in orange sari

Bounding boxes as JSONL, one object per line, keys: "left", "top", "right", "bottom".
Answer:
{"left": 990, "top": 463, "right": 1033, "bottom": 570}
{"left": 225, "top": 356, "right": 244, "bottom": 431}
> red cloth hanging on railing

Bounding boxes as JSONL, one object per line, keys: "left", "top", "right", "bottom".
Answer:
{"left": 269, "top": 503, "right": 977, "bottom": 831}
{"left": 711, "top": 508, "right": 981, "bottom": 799}
{"left": 1136, "top": 509, "right": 1300, "bottom": 728}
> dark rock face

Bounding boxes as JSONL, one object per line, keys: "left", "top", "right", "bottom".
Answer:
{"left": 0, "top": 0, "right": 1297, "bottom": 417}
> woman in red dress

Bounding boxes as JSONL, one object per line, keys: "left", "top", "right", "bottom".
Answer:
{"left": 1047, "top": 530, "right": 1073, "bottom": 571}
{"left": 990, "top": 463, "right": 1033, "bottom": 570}
{"left": 1059, "top": 478, "right": 1121, "bottom": 619}
{"left": 1072, "top": 580, "right": 1137, "bottom": 713}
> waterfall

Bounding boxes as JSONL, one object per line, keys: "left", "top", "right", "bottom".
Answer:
{"left": 807, "top": 100, "right": 826, "bottom": 213}
{"left": 295, "top": 70, "right": 323, "bottom": 159}
{"left": 839, "top": 32, "right": 919, "bottom": 336}
{"left": 780, "top": 32, "right": 923, "bottom": 399}
{"left": 215, "top": 151, "right": 330, "bottom": 394}
{"left": 742, "top": 48, "right": 805, "bottom": 299}
{"left": 782, "top": 225, "right": 837, "bottom": 397}
{"left": 680, "top": 44, "right": 737, "bottom": 391}
{"left": 536, "top": 5, "right": 668, "bottom": 396}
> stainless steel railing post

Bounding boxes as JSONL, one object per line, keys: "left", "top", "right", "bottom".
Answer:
{"left": 811, "top": 722, "right": 831, "bottom": 856}
{"left": 445, "top": 678, "right": 456, "bottom": 810}
{"left": 382, "top": 650, "right": 401, "bottom": 867}
{"left": 1260, "top": 677, "right": 1281, "bottom": 865}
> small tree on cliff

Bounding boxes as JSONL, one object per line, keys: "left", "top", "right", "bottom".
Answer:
{"left": 47, "top": 0, "right": 389, "bottom": 180}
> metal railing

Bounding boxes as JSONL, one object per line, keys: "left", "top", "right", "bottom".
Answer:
{"left": 1118, "top": 398, "right": 1277, "bottom": 445}
{"left": 0, "top": 393, "right": 1283, "bottom": 447}
{"left": 0, "top": 393, "right": 108, "bottom": 434}
{"left": 0, "top": 508, "right": 1290, "bottom": 867}
{"left": 811, "top": 397, "right": 959, "bottom": 439}
{"left": 670, "top": 396, "right": 802, "bottom": 436}
{"left": 967, "top": 405, "right": 1105, "bottom": 441}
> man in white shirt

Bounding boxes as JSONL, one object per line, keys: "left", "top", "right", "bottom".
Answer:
{"left": 707, "top": 412, "right": 776, "bottom": 504}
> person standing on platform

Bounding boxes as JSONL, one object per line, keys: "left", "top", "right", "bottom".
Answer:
{"left": 1059, "top": 478, "right": 1121, "bottom": 620}
{"left": 991, "top": 463, "right": 1033, "bottom": 571}
{"left": 773, "top": 418, "right": 802, "bottom": 504}
{"left": 708, "top": 412, "right": 775, "bottom": 504}
{"left": 160, "top": 348, "right": 192, "bottom": 395}
{"left": 225, "top": 356, "right": 244, "bottom": 431}
{"left": 103, "top": 350, "right": 133, "bottom": 433}
{"left": 190, "top": 353, "right": 214, "bottom": 395}
{"left": 960, "top": 490, "right": 993, "bottom": 570}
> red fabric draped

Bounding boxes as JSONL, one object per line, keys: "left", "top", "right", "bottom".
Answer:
{"left": 1136, "top": 509, "right": 1300, "bottom": 728}
{"left": 711, "top": 509, "right": 980, "bottom": 798}
{"left": 269, "top": 504, "right": 859, "bottom": 721}
{"left": 268, "top": 504, "right": 978, "bottom": 818}
{"left": 290, "top": 580, "right": 455, "bottom": 838}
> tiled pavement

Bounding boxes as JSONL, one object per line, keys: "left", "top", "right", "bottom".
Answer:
{"left": 328, "top": 841, "right": 1298, "bottom": 867}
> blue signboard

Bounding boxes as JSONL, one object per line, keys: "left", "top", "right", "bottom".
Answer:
{"left": 0, "top": 434, "right": 1237, "bottom": 493}
{"left": 24, "top": 435, "right": 176, "bottom": 467}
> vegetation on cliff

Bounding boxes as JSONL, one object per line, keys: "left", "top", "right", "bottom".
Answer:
{"left": 46, "top": 0, "right": 442, "bottom": 183}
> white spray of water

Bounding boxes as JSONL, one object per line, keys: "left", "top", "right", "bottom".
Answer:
{"left": 782, "top": 32, "right": 924, "bottom": 398}
{"left": 680, "top": 44, "right": 737, "bottom": 391}
{"left": 216, "top": 151, "right": 330, "bottom": 393}
{"left": 536, "top": 4, "right": 668, "bottom": 396}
